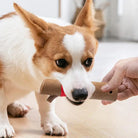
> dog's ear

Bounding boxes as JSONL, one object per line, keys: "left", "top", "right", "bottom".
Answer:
{"left": 14, "top": 3, "right": 49, "bottom": 50}
{"left": 74, "top": 0, "right": 96, "bottom": 30}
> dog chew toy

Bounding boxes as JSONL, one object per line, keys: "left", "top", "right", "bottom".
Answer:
{"left": 40, "top": 79, "right": 118, "bottom": 103}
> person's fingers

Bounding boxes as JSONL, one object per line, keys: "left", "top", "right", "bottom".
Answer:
{"left": 102, "top": 68, "right": 125, "bottom": 92}
{"left": 101, "top": 100, "right": 113, "bottom": 105}
{"left": 102, "top": 89, "right": 133, "bottom": 105}
{"left": 102, "top": 68, "right": 115, "bottom": 82}
{"left": 127, "top": 79, "right": 138, "bottom": 96}
{"left": 122, "top": 78, "right": 138, "bottom": 96}
{"left": 117, "top": 89, "right": 134, "bottom": 101}
{"left": 118, "top": 84, "right": 127, "bottom": 92}
{"left": 102, "top": 89, "right": 134, "bottom": 105}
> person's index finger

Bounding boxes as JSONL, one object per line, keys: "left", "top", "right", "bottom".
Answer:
{"left": 102, "top": 68, "right": 115, "bottom": 82}
{"left": 101, "top": 68, "right": 125, "bottom": 92}
{"left": 107, "top": 68, "right": 125, "bottom": 90}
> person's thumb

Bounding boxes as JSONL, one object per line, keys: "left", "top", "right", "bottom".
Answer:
{"left": 101, "top": 69, "right": 125, "bottom": 92}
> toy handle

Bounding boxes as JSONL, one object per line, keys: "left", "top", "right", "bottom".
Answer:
{"left": 91, "top": 82, "right": 118, "bottom": 101}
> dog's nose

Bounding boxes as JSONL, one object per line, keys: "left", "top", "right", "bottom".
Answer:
{"left": 72, "top": 88, "right": 88, "bottom": 101}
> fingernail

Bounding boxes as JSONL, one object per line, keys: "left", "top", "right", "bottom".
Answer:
{"left": 101, "top": 84, "right": 109, "bottom": 91}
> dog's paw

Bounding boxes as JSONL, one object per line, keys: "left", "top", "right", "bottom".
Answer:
{"left": 0, "top": 124, "right": 15, "bottom": 138}
{"left": 7, "top": 102, "right": 30, "bottom": 117}
{"left": 42, "top": 113, "right": 68, "bottom": 136}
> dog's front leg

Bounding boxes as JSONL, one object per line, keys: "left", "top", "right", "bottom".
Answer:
{"left": 35, "top": 92, "right": 68, "bottom": 136}
{"left": 0, "top": 87, "right": 15, "bottom": 137}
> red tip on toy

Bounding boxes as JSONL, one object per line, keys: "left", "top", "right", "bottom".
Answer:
{"left": 60, "top": 86, "right": 66, "bottom": 97}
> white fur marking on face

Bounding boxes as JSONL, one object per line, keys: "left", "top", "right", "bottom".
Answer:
{"left": 63, "top": 32, "right": 85, "bottom": 60}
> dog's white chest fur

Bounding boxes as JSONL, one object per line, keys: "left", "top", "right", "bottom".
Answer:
{"left": 0, "top": 16, "right": 37, "bottom": 90}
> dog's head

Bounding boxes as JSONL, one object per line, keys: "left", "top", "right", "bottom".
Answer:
{"left": 14, "top": 0, "right": 98, "bottom": 105}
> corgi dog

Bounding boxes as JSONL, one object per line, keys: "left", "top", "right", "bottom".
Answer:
{"left": 0, "top": 0, "right": 98, "bottom": 137}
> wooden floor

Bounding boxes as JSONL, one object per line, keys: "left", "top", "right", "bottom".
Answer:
{"left": 10, "top": 92, "right": 138, "bottom": 138}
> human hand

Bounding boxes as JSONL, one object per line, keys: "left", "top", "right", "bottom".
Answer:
{"left": 101, "top": 57, "right": 138, "bottom": 105}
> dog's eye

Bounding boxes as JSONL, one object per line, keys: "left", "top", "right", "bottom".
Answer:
{"left": 55, "top": 59, "right": 68, "bottom": 68}
{"left": 83, "top": 58, "right": 93, "bottom": 67}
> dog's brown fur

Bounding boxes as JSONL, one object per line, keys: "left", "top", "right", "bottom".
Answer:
{"left": 0, "top": 12, "right": 16, "bottom": 20}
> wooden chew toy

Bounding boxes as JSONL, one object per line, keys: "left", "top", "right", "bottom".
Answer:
{"left": 40, "top": 79, "right": 118, "bottom": 103}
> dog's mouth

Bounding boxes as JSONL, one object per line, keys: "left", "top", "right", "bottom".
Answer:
{"left": 66, "top": 97, "right": 84, "bottom": 106}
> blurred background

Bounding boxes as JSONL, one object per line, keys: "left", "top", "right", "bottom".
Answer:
{"left": 0, "top": 0, "right": 138, "bottom": 42}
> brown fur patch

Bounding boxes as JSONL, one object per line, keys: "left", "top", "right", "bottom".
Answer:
{"left": 0, "top": 12, "right": 16, "bottom": 20}
{"left": 74, "top": 0, "right": 97, "bottom": 31}
{"left": 14, "top": 3, "right": 49, "bottom": 50}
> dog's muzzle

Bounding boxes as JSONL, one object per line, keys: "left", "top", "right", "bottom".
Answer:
{"left": 66, "top": 88, "right": 88, "bottom": 106}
